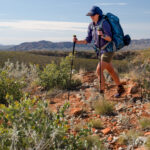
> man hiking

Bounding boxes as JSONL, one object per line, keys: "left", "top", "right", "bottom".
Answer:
{"left": 73, "top": 6, "right": 125, "bottom": 98}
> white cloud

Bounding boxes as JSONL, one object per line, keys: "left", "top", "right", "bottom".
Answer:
{"left": 96, "top": 3, "right": 127, "bottom": 6}
{"left": 0, "top": 20, "right": 88, "bottom": 44}
{"left": 0, "top": 20, "right": 150, "bottom": 44}
{"left": 0, "top": 20, "right": 88, "bottom": 32}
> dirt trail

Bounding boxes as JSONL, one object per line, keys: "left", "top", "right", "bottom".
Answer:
{"left": 44, "top": 71, "right": 150, "bottom": 150}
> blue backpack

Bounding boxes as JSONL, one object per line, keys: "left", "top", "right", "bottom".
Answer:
{"left": 100, "top": 13, "right": 131, "bottom": 51}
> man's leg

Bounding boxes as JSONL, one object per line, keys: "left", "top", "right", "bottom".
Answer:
{"left": 105, "top": 62, "right": 125, "bottom": 97}
{"left": 105, "top": 62, "right": 121, "bottom": 86}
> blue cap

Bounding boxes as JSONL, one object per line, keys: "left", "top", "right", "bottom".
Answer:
{"left": 86, "top": 6, "right": 103, "bottom": 16}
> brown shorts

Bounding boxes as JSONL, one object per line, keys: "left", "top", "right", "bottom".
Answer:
{"left": 101, "top": 52, "right": 114, "bottom": 63}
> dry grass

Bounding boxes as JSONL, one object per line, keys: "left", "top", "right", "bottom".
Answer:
{"left": 93, "top": 99, "right": 115, "bottom": 116}
{"left": 118, "top": 130, "right": 142, "bottom": 146}
{"left": 90, "top": 119, "right": 103, "bottom": 129}
{"left": 80, "top": 135, "right": 105, "bottom": 150}
{"left": 139, "top": 118, "right": 150, "bottom": 130}
{"left": 74, "top": 122, "right": 86, "bottom": 132}
{"left": 145, "top": 137, "right": 150, "bottom": 149}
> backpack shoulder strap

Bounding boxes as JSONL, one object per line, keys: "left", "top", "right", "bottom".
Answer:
{"left": 99, "top": 15, "right": 106, "bottom": 29}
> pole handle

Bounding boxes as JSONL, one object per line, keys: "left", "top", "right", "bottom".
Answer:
{"left": 73, "top": 35, "right": 76, "bottom": 55}
{"left": 97, "top": 27, "right": 104, "bottom": 37}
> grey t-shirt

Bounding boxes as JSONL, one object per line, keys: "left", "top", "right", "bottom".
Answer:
{"left": 85, "top": 18, "right": 112, "bottom": 50}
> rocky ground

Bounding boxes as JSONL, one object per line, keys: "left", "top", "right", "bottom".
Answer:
{"left": 32, "top": 71, "right": 150, "bottom": 150}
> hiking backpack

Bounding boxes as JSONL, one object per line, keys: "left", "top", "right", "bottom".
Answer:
{"left": 100, "top": 13, "right": 131, "bottom": 51}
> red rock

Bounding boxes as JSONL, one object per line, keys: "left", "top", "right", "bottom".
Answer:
{"left": 97, "top": 115, "right": 100, "bottom": 118}
{"left": 128, "top": 104, "right": 133, "bottom": 108}
{"left": 76, "top": 98, "right": 81, "bottom": 101}
{"left": 135, "top": 147, "right": 146, "bottom": 150}
{"left": 113, "top": 122, "right": 117, "bottom": 126}
{"left": 72, "top": 131, "right": 77, "bottom": 136}
{"left": 107, "top": 135, "right": 113, "bottom": 142}
{"left": 116, "top": 103, "right": 125, "bottom": 111}
{"left": 132, "top": 109, "right": 136, "bottom": 113}
{"left": 85, "top": 90, "right": 92, "bottom": 100}
{"left": 70, "top": 95, "right": 76, "bottom": 99}
{"left": 93, "top": 114, "right": 97, "bottom": 117}
{"left": 112, "top": 126, "right": 117, "bottom": 131}
{"left": 129, "top": 84, "right": 139, "bottom": 94}
{"left": 101, "top": 128, "right": 111, "bottom": 135}
{"left": 70, "top": 108, "right": 83, "bottom": 116}
{"left": 142, "top": 112, "right": 150, "bottom": 117}
{"left": 144, "top": 132, "right": 150, "bottom": 136}
{"left": 92, "top": 128, "right": 96, "bottom": 133}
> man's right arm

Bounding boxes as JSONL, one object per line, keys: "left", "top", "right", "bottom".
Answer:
{"left": 73, "top": 23, "right": 92, "bottom": 45}
{"left": 74, "top": 39, "right": 87, "bottom": 44}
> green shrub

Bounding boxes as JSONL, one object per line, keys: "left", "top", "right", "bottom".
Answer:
{"left": 39, "top": 54, "right": 81, "bottom": 90}
{"left": 0, "top": 97, "right": 94, "bottom": 150}
{"left": 2, "top": 60, "right": 40, "bottom": 88}
{"left": 0, "top": 71, "right": 23, "bottom": 104}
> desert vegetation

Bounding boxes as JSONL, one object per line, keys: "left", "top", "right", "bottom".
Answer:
{"left": 0, "top": 49, "right": 150, "bottom": 149}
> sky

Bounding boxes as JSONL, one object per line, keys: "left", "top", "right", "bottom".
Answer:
{"left": 0, "top": 0, "right": 150, "bottom": 45}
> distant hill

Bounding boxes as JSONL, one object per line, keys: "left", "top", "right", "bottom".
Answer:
{"left": 123, "top": 39, "right": 150, "bottom": 50}
{"left": 3, "top": 39, "right": 150, "bottom": 51}
{"left": 8, "top": 40, "right": 91, "bottom": 51}
{"left": 0, "top": 44, "right": 14, "bottom": 50}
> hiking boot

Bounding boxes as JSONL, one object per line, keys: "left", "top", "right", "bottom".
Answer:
{"left": 114, "top": 84, "right": 125, "bottom": 98}
{"left": 100, "top": 90, "right": 104, "bottom": 94}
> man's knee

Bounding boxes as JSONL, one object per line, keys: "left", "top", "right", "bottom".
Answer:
{"left": 107, "top": 68, "right": 114, "bottom": 74}
{"left": 96, "top": 68, "right": 100, "bottom": 75}
{"left": 106, "top": 63, "right": 115, "bottom": 74}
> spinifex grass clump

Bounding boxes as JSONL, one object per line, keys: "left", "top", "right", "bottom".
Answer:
{"left": 118, "top": 134, "right": 128, "bottom": 145}
{"left": 79, "top": 135, "right": 105, "bottom": 150}
{"left": 93, "top": 99, "right": 115, "bottom": 116}
{"left": 90, "top": 119, "right": 103, "bottom": 129}
{"left": 139, "top": 118, "right": 150, "bottom": 130}
{"left": 118, "top": 130, "right": 141, "bottom": 146}
{"left": 39, "top": 54, "right": 81, "bottom": 90}
{"left": 0, "top": 71, "right": 23, "bottom": 104}
{"left": 145, "top": 137, "right": 150, "bottom": 149}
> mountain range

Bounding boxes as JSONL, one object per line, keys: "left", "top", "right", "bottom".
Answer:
{"left": 0, "top": 44, "right": 14, "bottom": 50}
{"left": 0, "top": 39, "right": 150, "bottom": 51}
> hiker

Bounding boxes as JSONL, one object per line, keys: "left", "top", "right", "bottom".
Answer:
{"left": 73, "top": 6, "right": 125, "bottom": 97}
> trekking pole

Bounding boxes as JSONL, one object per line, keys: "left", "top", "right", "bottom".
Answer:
{"left": 98, "top": 27, "right": 103, "bottom": 94}
{"left": 68, "top": 35, "right": 76, "bottom": 101}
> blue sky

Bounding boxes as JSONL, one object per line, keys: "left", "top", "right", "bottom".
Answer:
{"left": 0, "top": 0, "right": 150, "bottom": 44}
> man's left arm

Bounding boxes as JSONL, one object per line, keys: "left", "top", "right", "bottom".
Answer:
{"left": 101, "top": 21, "right": 112, "bottom": 42}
